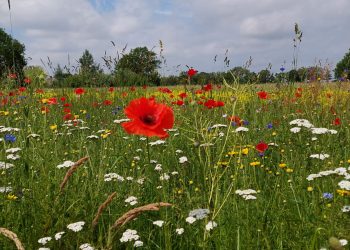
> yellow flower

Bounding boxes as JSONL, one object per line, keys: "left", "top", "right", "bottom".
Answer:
{"left": 189, "top": 180, "right": 193, "bottom": 185}
{"left": 286, "top": 168, "right": 294, "bottom": 173}
{"left": 241, "top": 148, "right": 249, "bottom": 155}
{"left": 41, "top": 98, "right": 49, "bottom": 104}
{"left": 217, "top": 161, "right": 229, "bottom": 167}
{"left": 279, "top": 163, "right": 287, "bottom": 168}
{"left": 7, "top": 194, "right": 18, "bottom": 200}
{"left": 74, "top": 115, "right": 79, "bottom": 119}
{"left": 347, "top": 159, "right": 350, "bottom": 164}
{"left": 228, "top": 151, "right": 239, "bottom": 156}
{"left": 50, "top": 124, "right": 57, "bottom": 131}
{"left": 250, "top": 161, "right": 260, "bottom": 166}
{"left": 272, "top": 132, "right": 277, "bottom": 136}
{"left": 337, "top": 189, "right": 350, "bottom": 196}
{"left": 0, "top": 111, "right": 9, "bottom": 116}
{"left": 80, "top": 110, "right": 87, "bottom": 114}
{"left": 307, "top": 186, "right": 313, "bottom": 192}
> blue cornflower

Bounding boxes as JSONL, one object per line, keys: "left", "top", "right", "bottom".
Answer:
{"left": 231, "top": 122, "right": 237, "bottom": 127}
{"left": 280, "top": 67, "right": 285, "bottom": 72}
{"left": 267, "top": 123, "right": 273, "bottom": 129}
{"left": 243, "top": 120, "right": 249, "bottom": 126}
{"left": 4, "top": 134, "right": 16, "bottom": 143}
{"left": 322, "top": 192, "right": 333, "bottom": 199}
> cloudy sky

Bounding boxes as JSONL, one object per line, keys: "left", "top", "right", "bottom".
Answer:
{"left": 1, "top": 0, "right": 349, "bottom": 75}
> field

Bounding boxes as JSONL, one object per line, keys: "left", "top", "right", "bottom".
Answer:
{"left": 1, "top": 82, "right": 350, "bottom": 249}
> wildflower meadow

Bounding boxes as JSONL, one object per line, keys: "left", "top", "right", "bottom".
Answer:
{"left": 1, "top": 79, "right": 350, "bottom": 249}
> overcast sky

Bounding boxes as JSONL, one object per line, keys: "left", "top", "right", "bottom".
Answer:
{"left": 1, "top": 0, "right": 349, "bottom": 76}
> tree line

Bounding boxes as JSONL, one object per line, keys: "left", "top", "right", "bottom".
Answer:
{"left": 1, "top": 27, "right": 349, "bottom": 88}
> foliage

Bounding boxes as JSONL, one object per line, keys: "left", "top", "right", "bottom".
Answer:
{"left": 334, "top": 49, "right": 350, "bottom": 80}
{"left": 115, "top": 47, "right": 161, "bottom": 84}
{"left": 0, "top": 27, "right": 27, "bottom": 80}
{"left": 258, "top": 69, "right": 274, "bottom": 83}
{"left": 0, "top": 84, "right": 349, "bottom": 249}
{"left": 78, "top": 49, "right": 101, "bottom": 75}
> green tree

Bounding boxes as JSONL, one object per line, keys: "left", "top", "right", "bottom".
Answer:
{"left": 258, "top": 69, "right": 273, "bottom": 83}
{"left": 115, "top": 47, "right": 161, "bottom": 84}
{"left": 0, "top": 27, "right": 26, "bottom": 79}
{"left": 297, "top": 67, "right": 308, "bottom": 82}
{"left": 287, "top": 69, "right": 300, "bottom": 82}
{"left": 334, "top": 49, "right": 350, "bottom": 80}
{"left": 78, "top": 49, "right": 101, "bottom": 75}
{"left": 228, "top": 67, "right": 256, "bottom": 83}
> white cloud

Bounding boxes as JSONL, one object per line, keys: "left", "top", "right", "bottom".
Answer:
{"left": 0, "top": 0, "right": 349, "bottom": 75}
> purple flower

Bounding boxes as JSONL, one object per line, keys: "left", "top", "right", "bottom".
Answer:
{"left": 4, "top": 134, "right": 16, "bottom": 143}
{"left": 322, "top": 192, "right": 333, "bottom": 199}
{"left": 267, "top": 123, "right": 273, "bottom": 129}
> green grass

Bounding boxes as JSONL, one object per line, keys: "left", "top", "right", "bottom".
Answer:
{"left": 0, "top": 83, "right": 349, "bottom": 249}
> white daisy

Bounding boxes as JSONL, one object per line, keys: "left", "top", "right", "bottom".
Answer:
{"left": 176, "top": 228, "right": 184, "bottom": 235}
{"left": 120, "top": 229, "right": 140, "bottom": 242}
{"left": 205, "top": 221, "right": 218, "bottom": 231}
{"left": 80, "top": 243, "right": 95, "bottom": 250}
{"left": 67, "top": 221, "right": 85, "bottom": 232}
{"left": 179, "top": 156, "right": 188, "bottom": 164}
{"left": 153, "top": 220, "right": 165, "bottom": 227}
{"left": 38, "top": 237, "right": 52, "bottom": 245}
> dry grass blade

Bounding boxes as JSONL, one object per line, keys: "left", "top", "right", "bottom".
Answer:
{"left": 0, "top": 228, "right": 25, "bottom": 250}
{"left": 111, "top": 202, "right": 172, "bottom": 230}
{"left": 59, "top": 156, "right": 89, "bottom": 192}
{"left": 92, "top": 192, "right": 117, "bottom": 228}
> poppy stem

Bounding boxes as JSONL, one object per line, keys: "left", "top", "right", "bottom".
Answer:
{"left": 146, "top": 137, "right": 151, "bottom": 164}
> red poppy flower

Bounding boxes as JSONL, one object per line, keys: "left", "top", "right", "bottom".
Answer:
{"left": 18, "top": 87, "right": 26, "bottom": 92}
{"left": 63, "top": 113, "right": 73, "bottom": 120}
{"left": 257, "top": 91, "right": 268, "bottom": 99}
{"left": 195, "top": 89, "right": 203, "bottom": 95}
{"left": 24, "top": 77, "right": 31, "bottom": 84}
{"left": 176, "top": 100, "right": 184, "bottom": 106}
{"left": 108, "top": 87, "right": 114, "bottom": 92}
{"left": 333, "top": 118, "right": 341, "bottom": 126}
{"left": 63, "top": 103, "right": 72, "bottom": 107}
{"left": 60, "top": 97, "right": 66, "bottom": 102}
{"left": 216, "top": 101, "right": 225, "bottom": 107}
{"left": 255, "top": 142, "right": 268, "bottom": 152}
{"left": 204, "top": 99, "right": 217, "bottom": 109}
{"left": 74, "top": 88, "right": 85, "bottom": 95}
{"left": 187, "top": 68, "right": 198, "bottom": 78}
{"left": 179, "top": 92, "right": 187, "bottom": 99}
{"left": 103, "top": 100, "right": 112, "bottom": 106}
{"left": 203, "top": 83, "right": 212, "bottom": 91}
{"left": 295, "top": 92, "right": 302, "bottom": 98}
{"left": 36, "top": 89, "right": 44, "bottom": 94}
{"left": 130, "top": 86, "right": 136, "bottom": 91}
{"left": 121, "top": 97, "right": 174, "bottom": 138}
{"left": 47, "top": 98, "right": 57, "bottom": 105}
{"left": 63, "top": 108, "right": 71, "bottom": 114}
